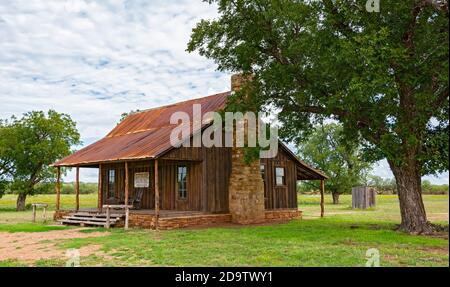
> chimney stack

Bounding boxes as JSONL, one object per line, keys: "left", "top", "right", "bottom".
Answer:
{"left": 231, "top": 73, "right": 253, "bottom": 92}
{"left": 227, "top": 73, "right": 266, "bottom": 224}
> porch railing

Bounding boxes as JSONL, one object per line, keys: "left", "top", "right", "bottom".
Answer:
{"left": 102, "top": 204, "right": 133, "bottom": 229}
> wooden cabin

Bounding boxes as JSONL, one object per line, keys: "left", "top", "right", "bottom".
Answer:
{"left": 53, "top": 75, "right": 328, "bottom": 229}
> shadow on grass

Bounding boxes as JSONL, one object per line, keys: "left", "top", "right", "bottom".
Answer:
{"left": 0, "top": 207, "right": 21, "bottom": 212}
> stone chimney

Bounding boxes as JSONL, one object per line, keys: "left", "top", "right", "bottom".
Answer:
{"left": 231, "top": 73, "right": 253, "bottom": 92}
{"left": 228, "top": 74, "right": 266, "bottom": 224}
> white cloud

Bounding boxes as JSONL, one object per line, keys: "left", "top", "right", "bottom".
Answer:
{"left": 0, "top": 0, "right": 229, "bottom": 182}
{"left": 371, "top": 159, "right": 449, "bottom": 185}
{"left": 1, "top": 1, "right": 447, "bottom": 185}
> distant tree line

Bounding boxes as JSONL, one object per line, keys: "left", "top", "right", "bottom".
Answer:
{"left": 1, "top": 181, "right": 97, "bottom": 195}
{"left": 298, "top": 176, "right": 448, "bottom": 195}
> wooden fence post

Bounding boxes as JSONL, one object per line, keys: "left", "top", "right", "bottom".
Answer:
{"left": 320, "top": 179, "right": 325, "bottom": 218}
{"left": 124, "top": 162, "right": 129, "bottom": 230}
{"left": 56, "top": 167, "right": 61, "bottom": 211}
{"left": 125, "top": 206, "right": 129, "bottom": 230}
{"left": 98, "top": 164, "right": 102, "bottom": 212}
{"left": 75, "top": 167, "right": 80, "bottom": 211}
{"left": 105, "top": 206, "right": 110, "bottom": 229}
{"left": 32, "top": 204, "right": 36, "bottom": 223}
{"left": 154, "top": 159, "right": 160, "bottom": 230}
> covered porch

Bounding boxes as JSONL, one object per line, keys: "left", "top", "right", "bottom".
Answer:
{"left": 55, "top": 159, "right": 174, "bottom": 229}
{"left": 73, "top": 208, "right": 210, "bottom": 217}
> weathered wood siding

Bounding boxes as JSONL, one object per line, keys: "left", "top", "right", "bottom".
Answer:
{"left": 261, "top": 147, "right": 298, "bottom": 209}
{"left": 100, "top": 146, "right": 231, "bottom": 212}
{"left": 161, "top": 145, "right": 231, "bottom": 213}
{"left": 100, "top": 144, "right": 297, "bottom": 212}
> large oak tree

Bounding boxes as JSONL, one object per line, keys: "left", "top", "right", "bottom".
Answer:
{"left": 0, "top": 111, "right": 80, "bottom": 210}
{"left": 298, "top": 123, "right": 371, "bottom": 204}
{"left": 188, "top": 0, "right": 449, "bottom": 233}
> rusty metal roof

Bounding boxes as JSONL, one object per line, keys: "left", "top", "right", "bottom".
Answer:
{"left": 53, "top": 92, "right": 230, "bottom": 167}
{"left": 53, "top": 91, "right": 328, "bottom": 180}
{"left": 278, "top": 142, "right": 329, "bottom": 180}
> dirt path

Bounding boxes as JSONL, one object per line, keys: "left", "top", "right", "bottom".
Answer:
{"left": 0, "top": 228, "right": 109, "bottom": 264}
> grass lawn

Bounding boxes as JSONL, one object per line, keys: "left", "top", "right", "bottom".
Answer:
{"left": 0, "top": 193, "right": 448, "bottom": 267}
{"left": 0, "top": 194, "right": 98, "bottom": 224}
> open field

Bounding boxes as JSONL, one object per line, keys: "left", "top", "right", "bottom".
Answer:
{"left": 0, "top": 194, "right": 448, "bottom": 267}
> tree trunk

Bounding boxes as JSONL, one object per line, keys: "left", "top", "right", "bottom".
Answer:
{"left": 16, "top": 193, "right": 27, "bottom": 211}
{"left": 332, "top": 191, "right": 340, "bottom": 204}
{"left": 388, "top": 160, "right": 433, "bottom": 234}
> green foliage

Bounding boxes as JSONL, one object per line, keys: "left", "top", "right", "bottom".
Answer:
{"left": 188, "top": 0, "right": 449, "bottom": 176}
{"left": 0, "top": 110, "right": 81, "bottom": 198}
{"left": 367, "top": 175, "right": 397, "bottom": 194}
{"left": 367, "top": 176, "right": 449, "bottom": 194}
{"left": 298, "top": 123, "right": 371, "bottom": 195}
{"left": 119, "top": 109, "right": 141, "bottom": 124}
{"left": 421, "top": 180, "right": 449, "bottom": 194}
{"left": 2, "top": 181, "right": 98, "bottom": 195}
{"left": 60, "top": 182, "right": 98, "bottom": 194}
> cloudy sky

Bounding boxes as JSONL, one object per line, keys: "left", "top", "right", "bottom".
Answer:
{"left": 1, "top": 0, "right": 448, "bottom": 184}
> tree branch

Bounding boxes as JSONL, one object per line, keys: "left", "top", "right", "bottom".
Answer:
{"left": 434, "top": 86, "right": 450, "bottom": 107}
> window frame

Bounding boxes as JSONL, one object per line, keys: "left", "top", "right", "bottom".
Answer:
{"left": 177, "top": 165, "right": 188, "bottom": 200}
{"left": 260, "top": 164, "right": 266, "bottom": 182}
{"left": 275, "top": 166, "right": 286, "bottom": 187}
{"left": 108, "top": 169, "right": 116, "bottom": 198}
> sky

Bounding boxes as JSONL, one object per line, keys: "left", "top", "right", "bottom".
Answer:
{"left": 0, "top": 0, "right": 448, "bottom": 185}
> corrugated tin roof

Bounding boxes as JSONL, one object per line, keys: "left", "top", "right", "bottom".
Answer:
{"left": 53, "top": 91, "right": 328, "bottom": 179}
{"left": 53, "top": 92, "right": 230, "bottom": 167}
{"left": 278, "top": 142, "right": 329, "bottom": 180}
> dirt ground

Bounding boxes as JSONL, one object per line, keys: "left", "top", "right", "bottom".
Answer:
{"left": 0, "top": 228, "right": 108, "bottom": 264}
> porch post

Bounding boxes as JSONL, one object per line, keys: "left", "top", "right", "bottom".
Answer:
{"left": 98, "top": 164, "right": 102, "bottom": 212}
{"left": 56, "top": 167, "right": 61, "bottom": 211}
{"left": 75, "top": 167, "right": 80, "bottom": 211}
{"left": 124, "top": 162, "right": 129, "bottom": 230}
{"left": 320, "top": 179, "right": 325, "bottom": 218}
{"left": 154, "top": 159, "right": 160, "bottom": 229}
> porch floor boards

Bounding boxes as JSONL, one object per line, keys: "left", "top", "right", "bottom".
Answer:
{"left": 77, "top": 208, "right": 213, "bottom": 218}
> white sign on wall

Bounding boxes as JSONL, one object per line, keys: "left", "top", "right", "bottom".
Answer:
{"left": 134, "top": 172, "right": 149, "bottom": 188}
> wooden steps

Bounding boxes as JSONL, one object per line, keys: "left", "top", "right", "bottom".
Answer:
{"left": 58, "top": 212, "right": 124, "bottom": 227}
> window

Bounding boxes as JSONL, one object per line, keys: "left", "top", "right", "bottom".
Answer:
{"left": 275, "top": 167, "right": 285, "bottom": 186}
{"left": 177, "top": 165, "right": 187, "bottom": 199}
{"left": 108, "top": 169, "right": 115, "bottom": 198}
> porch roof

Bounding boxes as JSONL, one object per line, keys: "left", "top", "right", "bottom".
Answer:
{"left": 278, "top": 142, "right": 329, "bottom": 180}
